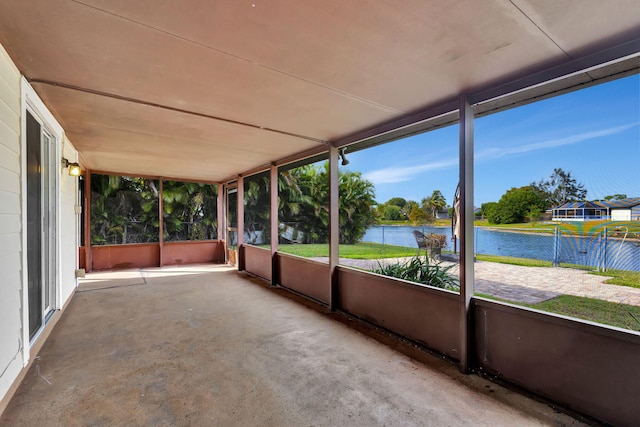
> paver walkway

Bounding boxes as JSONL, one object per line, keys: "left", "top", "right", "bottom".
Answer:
{"left": 310, "top": 257, "right": 640, "bottom": 306}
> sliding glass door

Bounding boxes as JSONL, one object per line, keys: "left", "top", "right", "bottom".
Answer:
{"left": 26, "top": 110, "right": 57, "bottom": 340}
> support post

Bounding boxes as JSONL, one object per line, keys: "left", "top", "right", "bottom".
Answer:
{"left": 217, "top": 183, "right": 225, "bottom": 263}
{"left": 602, "top": 227, "right": 608, "bottom": 272}
{"left": 270, "top": 164, "right": 279, "bottom": 285}
{"left": 237, "top": 175, "right": 245, "bottom": 271}
{"left": 459, "top": 96, "right": 475, "bottom": 373}
{"left": 329, "top": 147, "right": 339, "bottom": 311}
{"left": 84, "top": 170, "right": 92, "bottom": 272}
{"left": 158, "top": 179, "right": 164, "bottom": 267}
{"left": 553, "top": 226, "right": 559, "bottom": 267}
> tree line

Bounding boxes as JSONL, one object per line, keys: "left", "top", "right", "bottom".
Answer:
{"left": 375, "top": 190, "right": 449, "bottom": 224}
{"left": 92, "top": 166, "right": 613, "bottom": 245}
{"left": 244, "top": 163, "right": 376, "bottom": 244}
{"left": 90, "top": 165, "right": 453, "bottom": 247}
{"left": 479, "top": 168, "right": 626, "bottom": 225}
{"left": 91, "top": 175, "right": 218, "bottom": 245}
{"left": 90, "top": 163, "right": 379, "bottom": 247}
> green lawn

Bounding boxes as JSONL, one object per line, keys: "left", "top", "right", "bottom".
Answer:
{"left": 276, "top": 242, "right": 417, "bottom": 259}
{"left": 533, "top": 295, "right": 640, "bottom": 331}
{"left": 476, "top": 254, "right": 553, "bottom": 267}
{"left": 478, "top": 293, "right": 640, "bottom": 331}
{"left": 474, "top": 219, "right": 555, "bottom": 233}
{"left": 591, "top": 269, "right": 640, "bottom": 289}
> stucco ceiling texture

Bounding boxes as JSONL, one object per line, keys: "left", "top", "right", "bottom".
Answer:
{"left": 0, "top": 0, "right": 638, "bottom": 182}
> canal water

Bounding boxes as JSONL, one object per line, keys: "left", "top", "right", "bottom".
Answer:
{"left": 362, "top": 225, "right": 640, "bottom": 272}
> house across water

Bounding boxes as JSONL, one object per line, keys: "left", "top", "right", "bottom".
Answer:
{"left": 551, "top": 198, "right": 640, "bottom": 221}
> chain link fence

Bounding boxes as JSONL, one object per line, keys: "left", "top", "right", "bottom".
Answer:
{"left": 473, "top": 226, "right": 640, "bottom": 272}
{"left": 554, "top": 227, "right": 640, "bottom": 272}
{"left": 364, "top": 225, "right": 640, "bottom": 272}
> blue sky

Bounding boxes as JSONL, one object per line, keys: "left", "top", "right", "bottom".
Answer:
{"left": 345, "top": 74, "right": 640, "bottom": 207}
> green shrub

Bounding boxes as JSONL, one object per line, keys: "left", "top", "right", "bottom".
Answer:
{"left": 372, "top": 256, "right": 459, "bottom": 291}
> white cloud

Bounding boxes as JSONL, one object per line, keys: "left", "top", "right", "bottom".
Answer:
{"left": 364, "top": 158, "right": 458, "bottom": 185}
{"left": 362, "top": 123, "right": 637, "bottom": 186}
{"left": 476, "top": 123, "right": 637, "bottom": 161}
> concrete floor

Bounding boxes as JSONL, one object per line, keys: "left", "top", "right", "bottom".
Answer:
{"left": 1, "top": 264, "right": 587, "bottom": 426}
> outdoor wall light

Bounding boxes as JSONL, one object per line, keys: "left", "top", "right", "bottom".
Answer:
{"left": 339, "top": 147, "right": 350, "bottom": 166}
{"left": 61, "top": 157, "right": 82, "bottom": 176}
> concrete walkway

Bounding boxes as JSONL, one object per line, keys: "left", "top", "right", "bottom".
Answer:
{"left": 310, "top": 257, "right": 640, "bottom": 306}
{"left": 1, "top": 264, "right": 584, "bottom": 426}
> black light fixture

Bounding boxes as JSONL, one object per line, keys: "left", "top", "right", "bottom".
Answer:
{"left": 339, "top": 147, "right": 350, "bottom": 166}
{"left": 61, "top": 157, "right": 82, "bottom": 176}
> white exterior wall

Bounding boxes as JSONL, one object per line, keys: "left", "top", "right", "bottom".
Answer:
{"left": 611, "top": 209, "right": 631, "bottom": 221}
{"left": 0, "top": 43, "right": 26, "bottom": 403}
{"left": 0, "top": 43, "right": 79, "bottom": 406}
{"left": 60, "top": 136, "right": 79, "bottom": 303}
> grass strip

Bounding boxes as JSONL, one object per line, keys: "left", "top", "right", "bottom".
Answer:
{"left": 477, "top": 293, "right": 640, "bottom": 332}
{"left": 275, "top": 242, "right": 418, "bottom": 259}
{"left": 475, "top": 254, "right": 552, "bottom": 267}
{"left": 590, "top": 269, "right": 640, "bottom": 289}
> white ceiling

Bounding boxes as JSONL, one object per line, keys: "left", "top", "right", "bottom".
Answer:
{"left": 0, "top": 0, "right": 638, "bottom": 181}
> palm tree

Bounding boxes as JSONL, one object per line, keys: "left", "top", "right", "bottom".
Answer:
{"left": 163, "top": 181, "right": 217, "bottom": 241}
{"left": 338, "top": 168, "right": 376, "bottom": 244}
{"left": 91, "top": 174, "right": 160, "bottom": 245}
{"left": 276, "top": 162, "right": 376, "bottom": 244}
{"left": 243, "top": 172, "right": 271, "bottom": 244}
{"left": 422, "top": 190, "right": 447, "bottom": 218}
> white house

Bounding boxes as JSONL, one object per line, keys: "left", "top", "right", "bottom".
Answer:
{"left": 0, "top": 44, "right": 80, "bottom": 410}
{"left": 551, "top": 198, "right": 640, "bottom": 221}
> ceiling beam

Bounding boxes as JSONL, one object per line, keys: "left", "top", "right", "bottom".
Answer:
{"left": 30, "top": 78, "right": 329, "bottom": 145}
